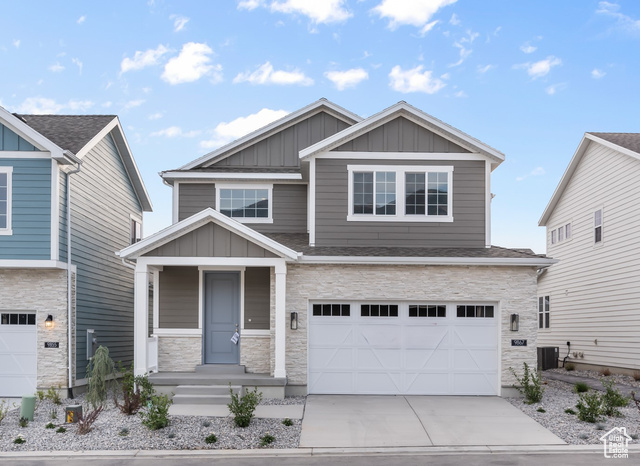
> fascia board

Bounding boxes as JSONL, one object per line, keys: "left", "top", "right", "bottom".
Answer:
{"left": 161, "top": 171, "right": 302, "bottom": 182}
{"left": 298, "top": 255, "right": 557, "bottom": 267}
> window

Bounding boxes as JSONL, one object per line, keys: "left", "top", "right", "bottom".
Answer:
{"left": 550, "top": 222, "right": 571, "bottom": 246}
{"left": 130, "top": 217, "right": 142, "bottom": 244}
{"left": 0, "top": 167, "right": 12, "bottom": 235}
{"left": 538, "top": 296, "right": 550, "bottom": 329}
{"left": 409, "top": 304, "right": 446, "bottom": 317}
{"left": 565, "top": 223, "right": 571, "bottom": 239}
{"left": 551, "top": 229, "right": 557, "bottom": 245}
{"left": 348, "top": 165, "right": 453, "bottom": 222}
{"left": 456, "top": 305, "right": 494, "bottom": 318}
{"left": 361, "top": 304, "right": 399, "bottom": 317}
{"left": 216, "top": 184, "right": 272, "bottom": 223}
{"left": 594, "top": 209, "right": 602, "bottom": 243}
{"left": 312, "top": 304, "right": 350, "bottom": 317}
{"left": 1, "top": 313, "right": 36, "bottom": 325}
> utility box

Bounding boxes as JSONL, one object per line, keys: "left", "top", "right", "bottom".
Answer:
{"left": 65, "top": 405, "right": 82, "bottom": 423}
{"left": 86, "top": 329, "right": 97, "bottom": 360}
{"left": 537, "top": 346, "right": 559, "bottom": 370}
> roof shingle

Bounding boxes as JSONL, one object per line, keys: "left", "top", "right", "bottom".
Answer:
{"left": 588, "top": 133, "right": 640, "bottom": 155}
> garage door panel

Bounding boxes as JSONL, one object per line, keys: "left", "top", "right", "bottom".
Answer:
{"left": 404, "top": 349, "right": 449, "bottom": 370}
{"left": 309, "top": 348, "right": 354, "bottom": 369}
{"left": 310, "top": 324, "right": 355, "bottom": 346}
{"left": 453, "top": 325, "right": 495, "bottom": 345}
{"left": 357, "top": 348, "right": 401, "bottom": 369}
{"left": 453, "top": 373, "right": 498, "bottom": 395}
{"left": 356, "top": 372, "right": 402, "bottom": 394}
{"left": 309, "top": 371, "right": 354, "bottom": 394}
{"left": 0, "top": 316, "right": 37, "bottom": 397}
{"left": 404, "top": 325, "right": 448, "bottom": 348}
{"left": 358, "top": 324, "right": 401, "bottom": 346}
{"left": 405, "top": 372, "right": 450, "bottom": 394}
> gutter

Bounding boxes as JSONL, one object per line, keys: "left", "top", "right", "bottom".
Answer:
{"left": 297, "top": 255, "right": 558, "bottom": 267}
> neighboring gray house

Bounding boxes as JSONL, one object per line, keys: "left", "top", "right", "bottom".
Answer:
{"left": 538, "top": 133, "right": 640, "bottom": 374}
{"left": 119, "top": 99, "right": 553, "bottom": 397}
{"left": 0, "top": 107, "right": 152, "bottom": 397}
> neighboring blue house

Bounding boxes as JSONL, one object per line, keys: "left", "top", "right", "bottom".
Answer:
{"left": 0, "top": 106, "right": 152, "bottom": 397}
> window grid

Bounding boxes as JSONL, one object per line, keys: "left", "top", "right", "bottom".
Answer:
{"left": 405, "top": 173, "right": 425, "bottom": 215}
{"left": 1, "top": 313, "right": 36, "bottom": 325}
{"left": 594, "top": 210, "right": 602, "bottom": 243}
{"left": 353, "top": 172, "right": 373, "bottom": 214}
{"left": 361, "top": 304, "right": 399, "bottom": 317}
{"left": 312, "top": 304, "right": 350, "bottom": 317}
{"left": 409, "top": 304, "right": 446, "bottom": 317}
{"left": 427, "top": 172, "right": 448, "bottom": 216}
{"left": 220, "top": 189, "right": 269, "bottom": 219}
{"left": 538, "top": 296, "right": 550, "bottom": 329}
{"left": 0, "top": 172, "right": 8, "bottom": 230}
{"left": 130, "top": 219, "right": 142, "bottom": 245}
{"left": 456, "top": 305, "right": 494, "bottom": 318}
{"left": 375, "top": 172, "right": 396, "bottom": 215}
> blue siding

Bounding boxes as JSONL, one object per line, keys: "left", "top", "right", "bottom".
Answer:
{"left": 0, "top": 158, "right": 51, "bottom": 259}
{"left": 0, "top": 124, "right": 38, "bottom": 151}
{"left": 59, "top": 170, "right": 68, "bottom": 262}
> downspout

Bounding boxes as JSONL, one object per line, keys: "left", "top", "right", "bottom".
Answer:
{"left": 66, "top": 160, "right": 82, "bottom": 399}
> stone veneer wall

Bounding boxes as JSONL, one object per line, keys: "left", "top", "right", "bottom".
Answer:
{"left": 157, "top": 335, "right": 201, "bottom": 371}
{"left": 240, "top": 335, "right": 271, "bottom": 373}
{"left": 0, "top": 269, "right": 70, "bottom": 389}
{"left": 280, "top": 264, "right": 539, "bottom": 389}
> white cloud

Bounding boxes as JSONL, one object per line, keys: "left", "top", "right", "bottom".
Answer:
{"left": 388, "top": 65, "right": 446, "bottom": 94}
{"left": 77, "top": 15, "right": 86, "bottom": 25}
{"left": 15, "top": 97, "right": 95, "bottom": 114}
{"left": 237, "top": 0, "right": 265, "bottom": 10}
{"left": 449, "top": 30, "right": 477, "bottom": 67}
{"left": 269, "top": 0, "right": 351, "bottom": 24}
{"left": 123, "top": 99, "right": 145, "bottom": 110}
{"left": 200, "top": 108, "right": 288, "bottom": 149}
{"left": 48, "top": 62, "right": 65, "bottom": 73}
{"left": 325, "top": 68, "right": 368, "bottom": 90}
{"left": 148, "top": 112, "right": 163, "bottom": 120}
{"left": 12, "top": 39, "right": 20, "bottom": 48}
{"left": 449, "top": 13, "right": 460, "bottom": 25}
{"left": 477, "top": 64, "right": 494, "bottom": 74}
{"left": 520, "top": 42, "right": 537, "bottom": 54}
{"left": 162, "top": 42, "right": 220, "bottom": 85}
{"left": 596, "top": 1, "right": 640, "bottom": 33}
{"left": 171, "top": 15, "right": 190, "bottom": 32}
{"left": 545, "top": 83, "right": 567, "bottom": 95}
{"left": 72, "top": 58, "right": 83, "bottom": 74}
{"left": 102, "top": 101, "right": 113, "bottom": 108}
{"left": 591, "top": 68, "right": 606, "bottom": 79}
{"left": 120, "top": 45, "right": 169, "bottom": 74}
{"left": 516, "top": 166, "right": 546, "bottom": 181}
{"left": 372, "top": 0, "right": 457, "bottom": 32}
{"left": 454, "top": 90, "right": 467, "bottom": 98}
{"left": 67, "top": 100, "right": 94, "bottom": 111}
{"left": 233, "top": 61, "right": 313, "bottom": 86}
{"left": 150, "top": 126, "right": 201, "bottom": 138}
{"left": 515, "top": 56, "right": 562, "bottom": 79}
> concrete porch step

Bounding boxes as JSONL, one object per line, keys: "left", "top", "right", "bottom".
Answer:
{"left": 149, "top": 372, "right": 286, "bottom": 387}
{"left": 172, "top": 394, "right": 231, "bottom": 405}
{"left": 174, "top": 384, "right": 241, "bottom": 396}
{"left": 195, "top": 364, "right": 246, "bottom": 374}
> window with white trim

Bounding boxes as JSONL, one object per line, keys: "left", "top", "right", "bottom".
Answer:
{"left": 0, "top": 167, "right": 12, "bottom": 235}
{"left": 538, "top": 296, "right": 550, "bottom": 329}
{"left": 348, "top": 165, "right": 453, "bottom": 222}
{"left": 550, "top": 222, "right": 571, "bottom": 246}
{"left": 215, "top": 184, "right": 273, "bottom": 223}
{"left": 594, "top": 209, "right": 603, "bottom": 243}
{"left": 130, "top": 217, "right": 142, "bottom": 245}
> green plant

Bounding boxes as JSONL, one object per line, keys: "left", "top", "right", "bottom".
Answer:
{"left": 19, "top": 417, "right": 29, "bottom": 427}
{"left": 574, "top": 382, "right": 589, "bottom": 393}
{"left": 509, "top": 362, "right": 544, "bottom": 404}
{"left": 167, "top": 432, "right": 176, "bottom": 439}
{"left": 45, "top": 386, "right": 62, "bottom": 405}
{"left": 228, "top": 386, "right": 263, "bottom": 428}
{"left": 119, "top": 427, "right": 129, "bottom": 437}
{"left": 565, "top": 363, "right": 576, "bottom": 371}
{"left": 202, "top": 420, "right": 211, "bottom": 427}
{"left": 36, "top": 390, "right": 46, "bottom": 402}
{"left": 45, "top": 422, "right": 55, "bottom": 429}
{"left": 77, "top": 406, "right": 103, "bottom": 435}
{"left": 56, "top": 426, "right": 66, "bottom": 433}
{"left": 114, "top": 364, "right": 155, "bottom": 415}
{"left": 595, "top": 422, "right": 606, "bottom": 430}
{"left": 13, "top": 435, "right": 25, "bottom": 444}
{"left": 260, "top": 433, "right": 275, "bottom": 447}
{"left": 631, "top": 434, "right": 639, "bottom": 440}
{"left": 282, "top": 418, "right": 293, "bottom": 426}
{"left": 536, "top": 407, "right": 546, "bottom": 413}
{"left": 0, "top": 400, "right": 9, "bottom": 425}
{"left": 564, "top": 408, "right": 576, "bottom": 415}
{"left": 205, "top": 433, "right": 218, "bottom": 444}
{"left": 140, "top": 394, "right": 172, "bottom": 430}
{"left": 576, "top": 392, "right": 603, "bottom": 423}
{"left": 601, "top": 378, "right": 629, "bottom": 417}
{"left": 86, "top": 345, "right": 115, "bottom": 410}
{"left": 578, "top": 433, "right": 589, "bottom": 440}
{"left": 50, "top": 408, "right": 58, "bottom": 420}
{"left": 600, "top": 368, "right": 611, "bottom": 377}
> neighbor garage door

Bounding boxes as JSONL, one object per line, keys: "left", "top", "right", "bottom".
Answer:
{"left": 308, "top": 302, "right": 498, "bottom": 395}
{"left": 0, "top": 312, "right": 37, "bottom": 397}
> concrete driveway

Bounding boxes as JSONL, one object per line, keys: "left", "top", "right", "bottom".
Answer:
{"left": 300, "top": 395, "right": 565, "bottom": 448}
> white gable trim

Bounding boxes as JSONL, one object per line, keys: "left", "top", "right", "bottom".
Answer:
{"left": 162, "top": 171, "right": 302, "bottom": 182}
{"left": 0, "top": 106, "right": 68, "bottom": 161}
{"left": 118, "top": 207, "right": 299, "bottom": 261}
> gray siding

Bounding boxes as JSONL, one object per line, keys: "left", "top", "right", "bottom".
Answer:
{"left": 59, "top": 170, "right": 67, "bottom": 262}
{"left": 335, "top": 117, "right": 470, "bottom": 153}
{"left": 243, "top": 267, "right": 270, "bottom": 330}
{"left": 178, "top": 183, "right": 307, "bottom": 234}
{"left": 144, "top": 222, "right": 278, "bottom": 258}
{"left": 158, "top": 266, "right": 199, "bottom": 329}
{"left": 71, "top": 133, "right": 143, "bottom": 379}
{"left": 315, "top": 159, "right": 485, "bottom": 248}
{"left": 178, "top": 183, "right": 215, "bottom": 221}
{"left": 214, "top": 111, "right": 351, "bottom": 168}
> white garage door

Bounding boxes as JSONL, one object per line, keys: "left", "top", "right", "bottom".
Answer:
{"left": 0, "top": 312, "right": 37, "bottom": 397}
{"left": 308, "top": 302, "right": 498, "bottom": 395}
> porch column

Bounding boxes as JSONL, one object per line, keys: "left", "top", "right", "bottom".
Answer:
{"left": 274, "top": 262, "right": 287, "bottom": 378}
{"left": 134, "top": 262, "right": 149, "bottom": 376}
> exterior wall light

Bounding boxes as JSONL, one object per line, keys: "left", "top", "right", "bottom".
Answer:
{"left": 290, "top": 312, "right": 298, "bottom": 330}
{"left": 45, "top": 314, "right": 54, "bottom": 328}
{"left": 510, "top": 313, "right": 519, "bottom": 332}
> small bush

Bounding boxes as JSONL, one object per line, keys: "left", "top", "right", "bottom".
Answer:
{"left": 574, "top": 382, "right": 589, "bottom": 393}
{"left": 537, "top": 407, "right": 546, "bottom": 413}
{"left": 576, "top": 392, "right": 603, "bottom": 423}
{"left": 0, "top": 400, "right": 9, "bottom": 425}
{"left": 565, "top": 363, "right": 576, "bottom": 371}
{"left": 509, "top": 362, "right": 544, "bottom": 404}
{"left": 141, "top": 394, "right": 172, "bottom": 430}
{"left": 205, "top": 433, "right": 218, "bottom": 444}
{"left": 600, "top": 368, "right": 611, "bottom": 377}
{"left": 578, "top": 433, "right": 589, "bottom": 440}
{"left": 86, "top": 346, "right": 115, "bottom": 410}
{"left": 601, "top": 378, "right": 629, "bottom": 417}
{"left": 202, "top": 420, "right": 211, "bottom": 427}
{"left": 36, "top": 391, "right": 46, "bottom": 402}
{"left": 282, "top": 418, "right": 293, "bottom": 426}
{"left": 77, "top": 406, "right": 103, "bottom": 435}
{"left": 45, "top": 422, "right": 55, "bottom": 429}
{"left": 114, "top": 363, "right": 155, "bottom": 415}
{"left": 56, "top": 426, "right": 66, "bottom": 433}
{"left": 19, "top": 417, "right": 29, "bottom": 428}
{"left": 595, "top": 422, "right": 606, "bottom": 430}
{"left": 632, "top": 371, "right": 640, "bottom": 382}
{"left": 564, "top": 408, "right": 576, "bottom": 415}
{"left": 631, "top": 433, "right": 639, "bottom": 440}
{"left": 167, "top": 432, "right": 176, "bottom": 439}
{"left": 119, "top": 427, "right": 129, "bottom": 437}
{"left": 260, "top": 433, "right": 275, "bottom": 447}
{"left": 13, "top": 435, "right": 26, "bottom": 444}
{"left": 45, "top": 386, "right": 62, "bottom": 405}
{"left": 228, "top": 386, "right": 262, "bottom": 428}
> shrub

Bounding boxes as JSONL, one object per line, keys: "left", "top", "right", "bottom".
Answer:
{"left": 86, "top": 346, "right": 115, "bottom": 410}
{"left": 536, "top": 407, "right": 546, "bottom": 413}
{"left": 141, "top": 394, "right": 172, "bottom": 430}
{"left": 13, "top": 435, "right": 25, "bottom": 444}
{"left": 45, "top": 386, "right": 62, "bottom": 405}
{"left": 36, "top": 390, "right": 46, "bottom": 402}
{"left": 600, "top": 368, "right": 611, "bottom": 377}
{"left": 282, "top": 418, "right": 293, "bottom": 426}
{"left": 56, "top": 426, "right": 66, "bottom": 433}
{"left": 260, "top": 433, "right": 275, "bottom": 447}
{"left": 19, "top": 417, "right": 28, "bottom": 427}
{"left": 202, "top": 420, "right": 211, "bottom": 427}
{"left": 119, "top": 427, "right": 129, "bottom": 437}
{"left": 564, "top": 408, "right": 576, "bottom": 415}
{"left": 228, "top": 386, "right": 262, "bottom": 428}
{"left": 50, "top": 408, "right": 58, "bottom": 420}
{"left": 45, "top": 422, "right": 55, "bottom": 429}
{"left": 509, "top": 362, "right": 544, "bottom": 404}
{"left": 576, "top": 392, "right": 603, "bottom": 423}
{"left": 565, "top": 363, "right": 575, "bottom": 371}
{"left": 114, "top": 363, "right": 155, "bottom": 415}
{"left": 574, "top": 382, "right": 589, "bottom": 393}
{"left": 205, "top": 433, "right": 218, "bottom": 444}
{"left": 167, "top": 432, "right": 176, "bottom": 439}
{"left": 595, "top": 422, "right": 606, "bottom": 430}
{"left": 77, "top": 406, "right": 103, "bottom": 435}
{"left": 601, "top": 378, "right": 629, "bottom": 417}
{"left": 0, "top": 400, "right": 9, "bottom": 425}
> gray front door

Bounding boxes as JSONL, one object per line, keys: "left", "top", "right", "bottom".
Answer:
{"left": 204, "top": 272, "right": 240, "bottom": 364}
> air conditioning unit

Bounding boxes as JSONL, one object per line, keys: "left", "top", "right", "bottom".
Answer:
{"left": 537, "top": 346, "right": 559, "bottom": 371}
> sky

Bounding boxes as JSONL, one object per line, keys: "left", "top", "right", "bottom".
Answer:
{"left": 1, "top": 0, "right": 639, "bottom": 254}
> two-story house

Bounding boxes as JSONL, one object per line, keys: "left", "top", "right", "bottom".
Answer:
{"left": 119, "top": 99, "right": 553, "bottom": 398}
{"left": 0, "top": 107, "right": 152, "bottom": 397}
{"left": 538, "top": 133, "right": 640, "bottom": 374}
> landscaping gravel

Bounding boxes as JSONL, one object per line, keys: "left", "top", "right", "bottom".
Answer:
{"left": 506, "top": 376, "right": 640, "bottom": 445}
{"left": 546, "top": 368, "right": 640, "bottom": 389}
{"left": 0, "top": 395, "right": 303, "bottom": 452}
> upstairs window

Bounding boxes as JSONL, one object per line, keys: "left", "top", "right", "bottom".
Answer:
{"left": 538, "top": 296, "right": 550, "bottom": 329}
{"left": 594, "top": 209, "right": 603, "bottom": 243}
{"left": 550, "top": 222, "right": 571, "bottom": 246}
{"left": 130, "top": 217, "right": 142, "bottom": 244}
{"left": 216, "top": 184, "right": 272, "bottom": 223}
{"left": 348, "top": 165, "right": 453, "bottom": 222}
{"left": 0, "top": 167, "right": 12, "bottom": 235}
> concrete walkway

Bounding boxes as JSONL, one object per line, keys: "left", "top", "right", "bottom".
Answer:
{"left": 300, "top": 395, "right": 565, "bottom": 448}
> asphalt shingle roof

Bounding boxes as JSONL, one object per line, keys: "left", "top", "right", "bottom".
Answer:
{"left": 589, "top": 133, "right": 640, "bottom": 155}
{"left": 15, "top": 114, "right": 116, "bottom": 154}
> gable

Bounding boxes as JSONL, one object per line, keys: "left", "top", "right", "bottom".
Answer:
{"left": 0, "top": 123, "right": 39, "bottom": 151}
{"left": 207, "top": 111, "right": 352, "bottom": 169}
{"left": 334, "top": 116, "right": 469, "bottom": 153}
{"left": 143, "top": 222, "right": 278, "bottom": 258}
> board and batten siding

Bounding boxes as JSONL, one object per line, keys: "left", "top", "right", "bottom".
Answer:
{"left": 178, "top": 183, "right": 307, "bottom": 234}
{"left": 334, "top": 116, "right": 470, "bottom": 153}
{"left": 70, "top": 133, "right": 143, "bottom": 380}
{"left": 158, "top": 266, "right": 199, "bottom": 329}
{"left": 58, "top": 169, "right": 68, "bottom": 262}
{"left": 213, "top": 111, "right": 351, "bottom": 169}
{"left": 538, "top": 141, "right": 640, "bottom": 371}
{"left": 0, "top": 158, "right": 51, "bottom": 259}
{"left": 314, "top": 159, "right": 486, "bottom": 248}
{"left": 0, "top": 123, "right": 38, "bottom": 151}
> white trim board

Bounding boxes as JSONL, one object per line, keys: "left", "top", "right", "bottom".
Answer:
{"left": 162, "top": 172, "right": 302, "bottom": 182}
